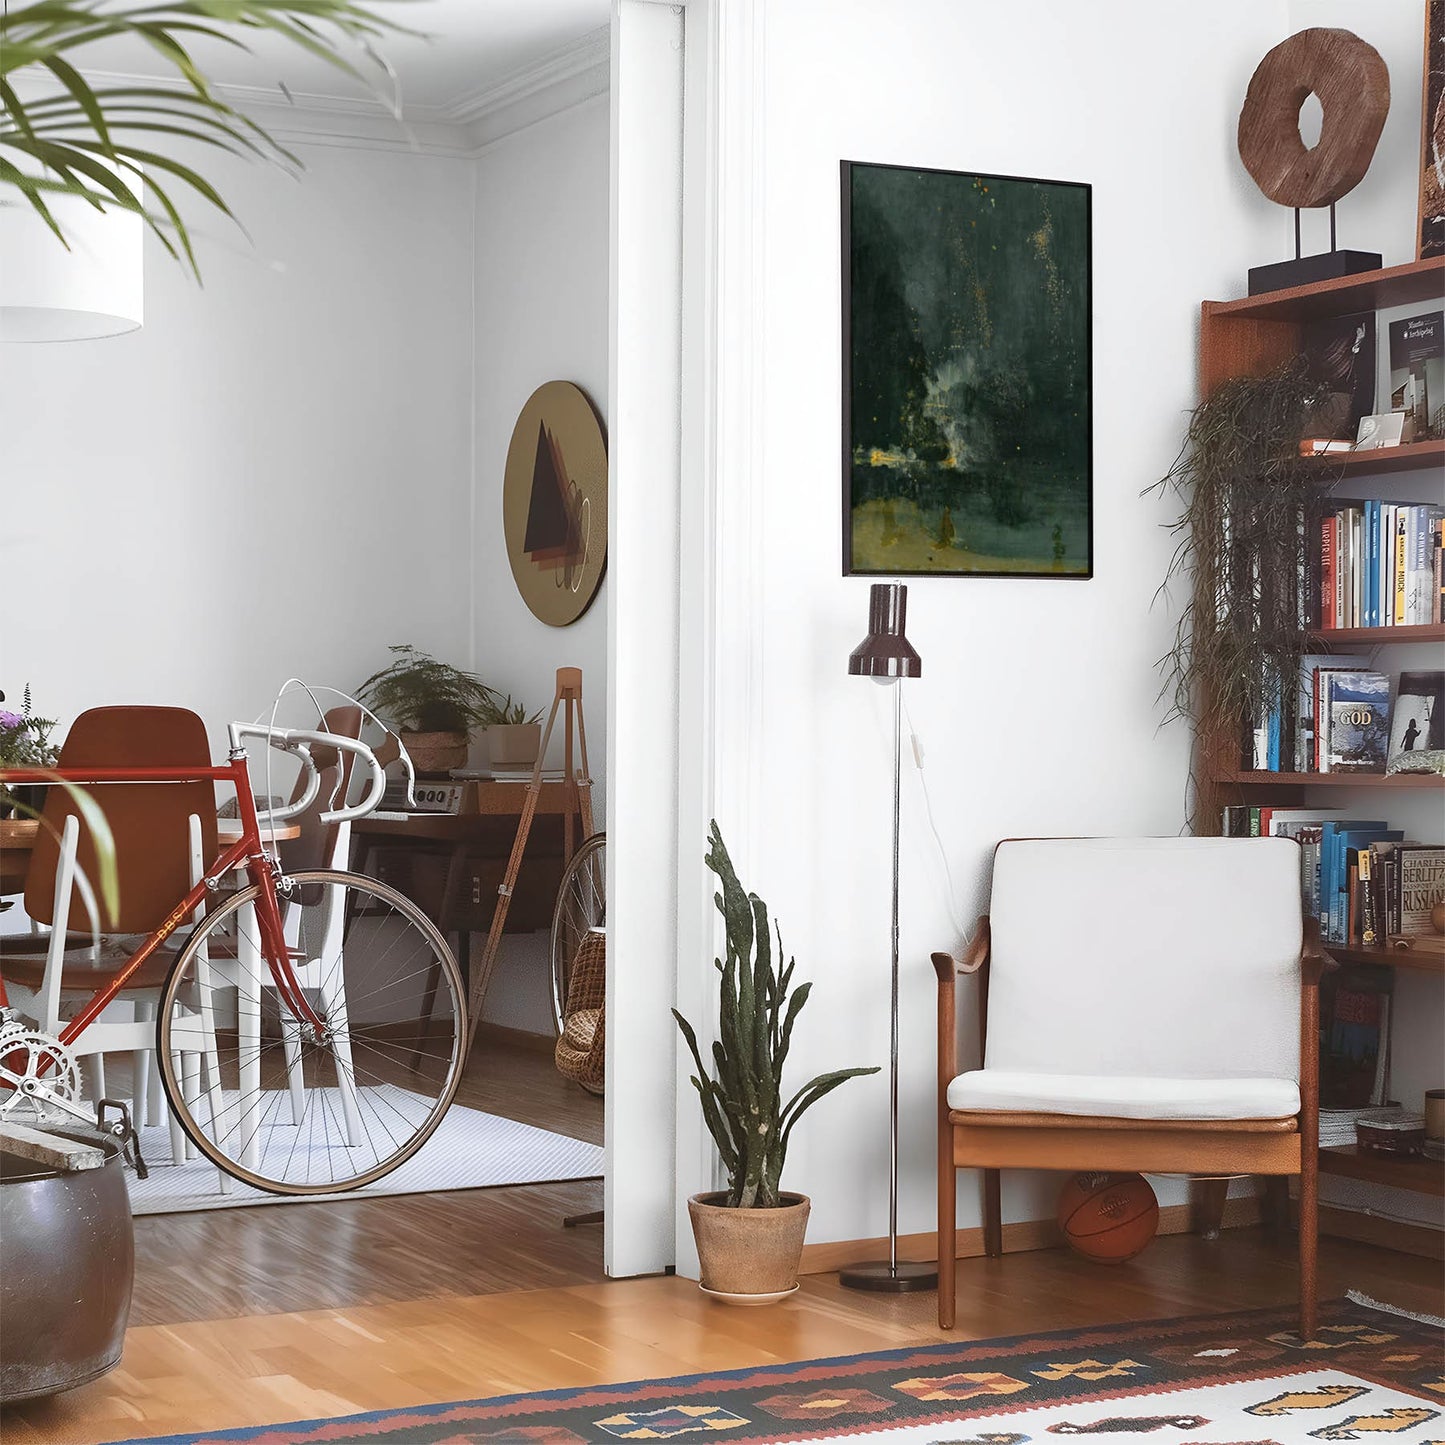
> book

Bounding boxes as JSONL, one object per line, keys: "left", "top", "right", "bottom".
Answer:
{"left": 1303, "top": 311, "right": 1377, "bottom": 440}
{"left": 1396, "top": 844, "right": 1445, "bottom": 935}
{"left": 1321, "top": 671, "right": 1390, "bottom": 773}
{"left": 1319, "top": 966, "right": 1393, "bottom": 1109}
{"left": 1386, "top": 670, "right": 1444, "bottom": 766}
{"left": 1406, "top": 505, "right": 1445, "bottom": 623}
{"left": 1389, "top": 311, "right": 1444, "bottom": 439}
{"left": 1297, "top": 653, "right": 1367, "bottom": 773}
{"left": 1394, "top": 510, "right": 1408, "bottom": 624}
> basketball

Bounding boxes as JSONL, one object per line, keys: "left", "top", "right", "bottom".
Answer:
{"left": 1056, "top": 1172, "right": 1159, "bottom": 1264}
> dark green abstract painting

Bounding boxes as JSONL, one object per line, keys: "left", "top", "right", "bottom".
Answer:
{"left": 843, "top": 161, "right": 1092, "bottom": 577}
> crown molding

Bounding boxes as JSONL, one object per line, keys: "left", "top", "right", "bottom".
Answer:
{"left": 444, "top": 25, "right": 610, "bottom": 143}
{"left": 15, "top": 26, "right": 612, "bottom": 158}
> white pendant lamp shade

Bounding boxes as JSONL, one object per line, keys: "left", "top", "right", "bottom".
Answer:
{"left": 0, "top": 174, "right": 143, "bottom": 342}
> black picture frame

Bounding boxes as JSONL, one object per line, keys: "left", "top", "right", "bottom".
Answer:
{"left": 841, "top": 159, "right": 1094, "bottom": 579}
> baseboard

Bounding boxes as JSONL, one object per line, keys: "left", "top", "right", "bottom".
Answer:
{"left": 1316, "top": 1203, "right": 1444, "bottom": 1261}
{"left": 797, "top": 1196, "right": 1262, "bottom": 1275}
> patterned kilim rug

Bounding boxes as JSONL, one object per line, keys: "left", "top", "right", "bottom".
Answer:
{"left": 106, "top": 1294, "right": 1442, "bottom": 1445}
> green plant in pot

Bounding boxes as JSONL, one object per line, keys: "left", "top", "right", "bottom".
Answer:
{"left": 478, "top": 692, "right": 545, "bottom": 771}
{"left": 357, "top": 646, "right": 496, "bottom": 777}
{"left": 673, "top": 822, "right": 878, "bottom": 1303}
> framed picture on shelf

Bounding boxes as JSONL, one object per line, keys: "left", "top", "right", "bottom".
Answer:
{"left": 1420, "top": 0, "right": 1445, "bottom": 259}
{"left": 841, "top": 160, "right": 1092, "bottom": 579}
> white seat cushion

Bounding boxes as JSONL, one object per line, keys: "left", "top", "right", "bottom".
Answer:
{"left": 947, "top": 1069, "right": 1300, "bottom": 1121}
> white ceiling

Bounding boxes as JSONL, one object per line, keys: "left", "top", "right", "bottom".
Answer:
{"left": 77, "top": 0, "right": 611, "bottom": 118}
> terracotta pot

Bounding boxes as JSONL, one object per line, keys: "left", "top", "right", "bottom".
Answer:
{"left": 687, "top": 1191, "right": 810, "bottom": 1301}
{"left": 401, "top": 730, "right": 469, "bottom": 778}
{"left": 486, "top": 723, "right": 542, "bottom": 769}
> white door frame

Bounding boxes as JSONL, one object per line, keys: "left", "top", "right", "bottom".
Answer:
{"left": 606, "top": 0, "right": 766, "bottom": 1278}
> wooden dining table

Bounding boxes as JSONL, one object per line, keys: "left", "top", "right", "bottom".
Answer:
{"left": 0, "top": 816, "right": 300, "bottom": 898}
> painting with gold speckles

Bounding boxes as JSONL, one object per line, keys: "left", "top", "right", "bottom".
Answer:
{"left": 842, "top": 161, "right": 1092, "bottom": 578}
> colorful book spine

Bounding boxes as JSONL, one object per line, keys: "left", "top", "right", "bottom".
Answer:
{"left": 1394, "top": 511, "right": 1408, "bottom": 624}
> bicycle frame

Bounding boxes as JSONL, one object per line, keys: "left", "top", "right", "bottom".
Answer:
{"left": 0, "top": 751, "right": 326, "bottom": 1044}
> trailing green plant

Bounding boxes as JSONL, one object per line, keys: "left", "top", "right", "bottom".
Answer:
{"left": 1146, "top": 359, "right": 1336, "bottom": 821}
{"left": 672, "top": 822, "right": 879, "bottom": 1209}
{"left": 357, "top": 646, "right": 497, "bottom": 734}
{"left": 1, "top": 0, "right": 409, "bottom": 279}
{"left": 478, "top": 693, "right": 543, "bottom": 727}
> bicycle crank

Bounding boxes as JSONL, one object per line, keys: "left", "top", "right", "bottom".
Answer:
{"left": 0, "top": 1025, "right": 91, "bottom": 1128}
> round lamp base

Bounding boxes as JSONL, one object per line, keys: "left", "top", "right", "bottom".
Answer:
{"left": 837, "top": 1259, "right": 938, "bottom": 1293}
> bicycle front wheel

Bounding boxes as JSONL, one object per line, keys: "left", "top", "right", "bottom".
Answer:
{"left": 157, "top": 869, "right": 466, "bottom": 1194}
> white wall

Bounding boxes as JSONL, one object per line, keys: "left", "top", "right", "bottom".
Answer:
{"left": 469, "top": 95, "right": 612, "bottom": 1033}
{"left": 0, "top": 143, "right": 475, "bottom": 744}
{"left": 692, "top": 0, "right": 1307, "bottom": 1250}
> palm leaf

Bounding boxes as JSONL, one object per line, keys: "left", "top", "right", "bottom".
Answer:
{"left": 0, "top": 0, "right": 415, "bottom": 278}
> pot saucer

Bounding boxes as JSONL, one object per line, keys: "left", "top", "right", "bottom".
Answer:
{"left": 698, "top": 1282, "right": 800, "bottom": 1307}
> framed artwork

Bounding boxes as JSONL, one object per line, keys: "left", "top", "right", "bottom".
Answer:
{"left": 1420, "top": 0, "right": 1445, "bottom": 259}
{"left": 502, "top": 380, "right": 608, "bottom": 626}
{"left": 841, "top": 160, "right": 1092, "bottom": 578}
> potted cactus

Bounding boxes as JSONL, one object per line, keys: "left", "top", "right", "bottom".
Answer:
{"left": 673, "top": 823, "right": 878, "bottom": 1303}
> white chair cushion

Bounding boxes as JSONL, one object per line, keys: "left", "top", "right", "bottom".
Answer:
{"left": 947, "top": 1069, "right": 1300, "bottom": 1121}
{"left": 985, "top": 838, "right": 1303, "bottom": 1082}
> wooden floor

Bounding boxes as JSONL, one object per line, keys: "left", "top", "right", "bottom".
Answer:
{"left": 5, "top": 1230, "right": 1442, "bottom": 1445}
{"left": 5, "top": 1039, "right": 1444, "bottom": 1443}
{"left": 131, "top": 1026, "right": 606, "bottom": 1325}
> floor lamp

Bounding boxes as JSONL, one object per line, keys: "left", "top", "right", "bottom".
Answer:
{"left": 839, "top": 582, "right": 937, "bottom": 1293}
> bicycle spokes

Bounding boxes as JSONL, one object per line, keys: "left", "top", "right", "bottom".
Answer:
{"left": 157, "top": 870, "right": 466, "bottom": 1194}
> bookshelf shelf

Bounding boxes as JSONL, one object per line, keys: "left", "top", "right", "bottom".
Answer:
{"left": 1323, "top": 943, "right": 1445, "bottom": 975}
{"left": 1205, "top": 256, "right": 1445, "bottom": 324}
{"left": 1307, "top": 623, "right": 1445, "bottom": 645}
{"left": 1213, "top": 770, "right": 1445, "bottom": 789}
{"left": 1318, "top": 438, "right": 1445, "bottom": 478}
{"left": 1319, "top": 1144, "right": 1445, "bottom": 1197}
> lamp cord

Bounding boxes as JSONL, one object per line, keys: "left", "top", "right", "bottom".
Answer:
{"left": 899, "top": 690, "right": 969, "bottom": 941}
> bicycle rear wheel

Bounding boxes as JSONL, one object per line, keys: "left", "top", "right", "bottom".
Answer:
{"left": 157, "top": 868, "right": 466, "bottom": 1194}
{"left": 550, "top": 832, "right": 606, "bottom": 1034}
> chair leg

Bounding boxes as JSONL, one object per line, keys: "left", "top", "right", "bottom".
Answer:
{"left": 982, "top": 1168, "right": 1002, "bottom": 1258}
{"left": 1191, "top": 1176, "right": 1230, "bottom": 1239}
{"left": 1298, "top": 1158, "right": 1318, "bottom": 1341}
{"left": 938, "top": 1141, "right": 956, "bottom": 1329}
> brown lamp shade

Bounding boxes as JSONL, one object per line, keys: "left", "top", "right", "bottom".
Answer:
{"left": 848, "top": 582, "right": 922, "bottom": 679}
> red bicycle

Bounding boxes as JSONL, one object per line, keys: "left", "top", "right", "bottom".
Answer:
{"left": 0, "top": 717, "right": 467, "bottom": 1194}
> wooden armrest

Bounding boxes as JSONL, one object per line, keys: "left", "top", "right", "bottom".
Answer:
{"left": 932, "top": 916, "right": 991, "bottom": 981}
{"left": 1300, "top": 916, "right": 1331, "bottom": 987}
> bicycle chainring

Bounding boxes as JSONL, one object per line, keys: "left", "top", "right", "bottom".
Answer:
{"left": 0, "top": 1027, "right": 84, "bottom": 1122}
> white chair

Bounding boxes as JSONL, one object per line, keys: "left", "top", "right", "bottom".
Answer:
{"left": 932, "top": 836, "right": 1321, "bottom": 1338}
{"left": 0, "top": 705, "right": 227, "bottom": 1182}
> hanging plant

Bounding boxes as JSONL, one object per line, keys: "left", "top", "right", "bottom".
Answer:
{"left": 1146, "top": 359, "right": 1338, "bottom": 805}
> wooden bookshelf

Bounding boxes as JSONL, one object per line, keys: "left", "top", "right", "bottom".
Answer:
{"left": 1212, "top": 770, "right": 1445, "bottom": 789}
{"left": 1306, "top": 622, "right": 1445, "bottom": 646}
{"left": 1206, "top": 255, "right": 1445, "bottom": 324}
{"left": 1323, "top": 943, "right": 1445, "bottom": 976}
{"left": 1319, "top": 1145, "right": 1445, "bottom": 1197}
{"left": 1319, "top": 438, "right": 1445, "bottom": 478}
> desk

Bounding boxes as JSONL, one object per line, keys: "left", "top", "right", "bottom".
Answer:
{"left": 351, "top": 780, "right": 587, "bottom": 990}
{"left": 0, "top": 817, "right": 299, "bottom": 897}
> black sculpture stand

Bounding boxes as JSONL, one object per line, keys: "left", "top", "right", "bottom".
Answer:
{"left": 1247, "top": 202, "right": 1380, "bottom": 295}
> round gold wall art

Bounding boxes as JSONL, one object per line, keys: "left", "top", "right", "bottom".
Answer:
{"left": 1237, "top": 28, "right": 1389, "bottom": 209}
{"left": 502, "top": 381, "right": 608, "bottom": 627}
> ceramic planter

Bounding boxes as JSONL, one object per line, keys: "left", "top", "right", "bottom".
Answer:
{"left": 401, "top": 729, "right": 469, "bottom": 778}
{"left": 687, "top": 1191, "right": 810, "bottom": 1303}
{"left": 486, "top": 723, "right": 542, "bottom": 769}
{"left": 0, "top": 1127, "right": 133, "bottom": 1402}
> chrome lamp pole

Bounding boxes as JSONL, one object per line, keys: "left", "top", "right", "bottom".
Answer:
{"left": 839, "top": 582, "right": 937, "bottom": 1293}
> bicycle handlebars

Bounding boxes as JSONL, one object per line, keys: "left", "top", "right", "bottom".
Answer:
{"left": 226, "top": 722, "right": 413, "bottom": 826}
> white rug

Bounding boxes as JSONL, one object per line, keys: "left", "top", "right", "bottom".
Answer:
{"left": 125, "top": 1101, "right": 604, "bottom": 1215}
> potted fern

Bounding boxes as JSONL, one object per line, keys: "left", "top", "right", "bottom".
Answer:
{"left": 673, "top": 823, "right": 878, "bottom": 1302}
{"left": 357, "top": 646, "right": 497, "bottom": 777}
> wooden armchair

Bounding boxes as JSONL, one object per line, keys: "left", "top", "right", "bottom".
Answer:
{"left": 933, "top": 837, "right": 1323, "bottom": 1338}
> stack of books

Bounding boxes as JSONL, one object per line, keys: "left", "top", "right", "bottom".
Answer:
{"left": 1313, "top": 501, "right": 1444, "bottom": 630}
